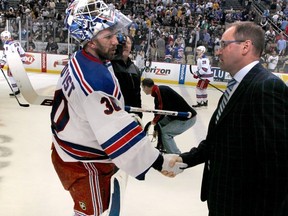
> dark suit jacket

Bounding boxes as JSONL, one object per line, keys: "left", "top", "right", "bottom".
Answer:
{"left": 181, "top": 63, "right": 288, "bottom": 216}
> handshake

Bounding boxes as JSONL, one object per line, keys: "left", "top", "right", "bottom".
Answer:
{"left": 161, "top": 154, "right": 187, "bottom": 177}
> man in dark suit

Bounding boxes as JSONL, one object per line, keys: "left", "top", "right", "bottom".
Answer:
{"left": 164, "top": 21, "right": 288, "bottom": 215}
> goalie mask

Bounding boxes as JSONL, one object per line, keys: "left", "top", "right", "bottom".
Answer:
{"left": 1, "top": 30, "right": 11, "bottom": 42}
{"left": 65, "top": 0, "right": 132, "bottom": 45}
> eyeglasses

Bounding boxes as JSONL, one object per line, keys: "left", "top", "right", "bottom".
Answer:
{"left": 220, "top": 40, "right": 246, "bottom": 49}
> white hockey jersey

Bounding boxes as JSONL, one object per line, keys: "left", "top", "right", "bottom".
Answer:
{"left": 267, "top": 55, "right": 279, "bottom": 70}
{"left": 197, "top": 55, "right": 213, "bottom": 82}
{"left": 1, "top": 40, "right": 26, "bottom": 65}
{"left": 51, "top": 50, "right": 159, "bottom": 178}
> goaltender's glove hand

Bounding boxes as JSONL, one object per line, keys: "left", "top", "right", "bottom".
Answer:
{"left": 161, "top": 154, "right": 187, "bottom": 177}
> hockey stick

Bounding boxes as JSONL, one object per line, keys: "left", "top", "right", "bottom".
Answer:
{"left": 100, "top": 169, "right": 128, "bottom": 216}
{"left": 125, "top": 106, "right": 192, "bottom": 118}
{"left": 0, "top": 68, "right": 30, "bottom": 107}
{"left": 189, "top": 64, "right": 224, "bottom": 93}
{"left": 144, "top": 28, "right": 152, "bottom": 69}
{"left": 5, "top": 49, "right": 54, "bottom": 106}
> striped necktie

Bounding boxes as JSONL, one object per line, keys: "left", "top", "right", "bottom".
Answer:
{"left": 215, "top": 78, "right": 237, "bottom": 123}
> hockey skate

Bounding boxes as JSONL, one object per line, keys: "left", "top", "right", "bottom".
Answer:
{"left": 9, "top": 90, "right": 20, "bottom": 96}
{"left": 192, "top": 102, "right": 203, "bottom": 109}
{"left": 202, "top": 101, "right": 208, "bottom": 108}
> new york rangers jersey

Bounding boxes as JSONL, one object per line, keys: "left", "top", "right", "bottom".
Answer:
{"left": 51, "top": 50, "right": 159, "bottom": 178}
{"left": 1, "top": 40, "right": 26, "bottom": 64}
{"left": 197, "top": 55, "right": 213, "bottom": 81}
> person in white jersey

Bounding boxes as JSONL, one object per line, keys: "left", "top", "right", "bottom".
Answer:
{"left": 50, "top": 1, "right": 186, "bottom": 215}
{"left": 192, "top": 45, "right": 213, "bottom": 108}
{"left": 0, "top": 30, "right": 26, "bottom": 96}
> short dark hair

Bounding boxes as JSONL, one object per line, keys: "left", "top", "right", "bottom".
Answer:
{"left": 141, "top": 78, "right": 154, "bottom": 87}
{"left": 228, "top": 21, "right": 265, "bottom": 57}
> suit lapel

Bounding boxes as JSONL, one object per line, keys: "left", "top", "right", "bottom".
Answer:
{"left": 215, "top": 64, "right": 262, "bottom": 125}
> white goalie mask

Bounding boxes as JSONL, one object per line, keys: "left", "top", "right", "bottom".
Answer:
{"left": 65, "top": 0, "right": 132, "bottom": 45}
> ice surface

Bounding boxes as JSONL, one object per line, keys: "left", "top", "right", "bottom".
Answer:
{"left": 0, "top": 72, "right": 222, "bottom": 216}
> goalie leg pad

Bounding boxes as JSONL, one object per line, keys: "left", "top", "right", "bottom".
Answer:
{"left": 100, "top": 170, "right": 128, "bottom": 216}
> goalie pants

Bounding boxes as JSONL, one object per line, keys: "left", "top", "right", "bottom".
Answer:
{"left": 158, "top": 116, "right": 197, "bottom": 154}
{"left": 51, "top": 147, "right": 116, "bottom": 216}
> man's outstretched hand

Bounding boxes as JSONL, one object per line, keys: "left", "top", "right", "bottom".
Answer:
{"left": 161, "top": 154, "right": 187, "bottom": 177}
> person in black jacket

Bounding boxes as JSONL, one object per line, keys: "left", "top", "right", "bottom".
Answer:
{"left": 142, "top": 78, "right": 197, "bottom": 154}
{"left": 45, "top": 37, "right": 58, "bottom": 54}
{"left": 111, "top": 35, "right": 143, "bottom": 118}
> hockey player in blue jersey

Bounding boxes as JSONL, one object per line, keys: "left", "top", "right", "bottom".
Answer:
{"left": 50, "top": 1, "right": 187, "bottom": 216}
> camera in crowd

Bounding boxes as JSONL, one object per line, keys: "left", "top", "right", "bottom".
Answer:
{"left": 115, "top": 32, "right": 127, "bottom": 58}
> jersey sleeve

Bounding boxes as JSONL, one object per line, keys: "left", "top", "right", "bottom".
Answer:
{"left": 83, "top": 91, "right": 159, "bottom": 178}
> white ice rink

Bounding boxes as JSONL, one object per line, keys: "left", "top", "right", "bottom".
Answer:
{"left": 0, "top": 72, "right": 222, "bottom": 216}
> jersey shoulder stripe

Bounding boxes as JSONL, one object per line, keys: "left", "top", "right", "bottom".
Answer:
{"left": 101, "top": 121, "right": 145, "bottom": 159}
{"left": 71, "top": 50, "right": 121, "bottom": 99}
{"left": 71, "top": 57, "right": 93, "bottom": 96}
{"left": 54, "top": 134, "right": 109, "bottom": 161}
{"left": 108, "top": 65, "right": 121, "bottom": 100}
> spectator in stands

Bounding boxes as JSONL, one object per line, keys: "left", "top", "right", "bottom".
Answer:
{"left": 259, "top": 16, "right": 268, "bottom": 31}
{"left": 271, "top": 13, "right": 280, "bottom": 24}
{"left": 41, "top": 7, "right": 50, "bottom": 19}
{"left": 135, "top": 50, "right": 145, "bottom": 72}
{"left": 24, "top": 36, "right": 36, "bottom": 52}
{"left": 1, "top": 0, "right": 8, "bottom": 11}
{"left": 164, "top": 39, "right": 174, "bottom": 62}
{"left": 282, "top": 5, "right": 288, "bottom": 17}
{"left": 280, "top": 17, "right": 288, "bottom": 31}
{"left": 267, "top": 49, "right": 279, "bottom": 72}
{"left": 173, "top": 41, "right": 185, "bottom": 64}
{"left": 200, "top": 29, "right": 211, "bottom": 48}
{"left": 45, "top": 36, "right": 58, "bottom": 54}
{"left": 265, "top": 25, "right": 276, "bottom": 44}
{"left": 156, "top": 34, "right": 166, "bottom": 61}
{"left": 129, "top": 22, "right": 137, "bottom": 37}
{"left": 48, "top": 0, "right": 56, "bottom": 15}
{"left": 263, "top": 9, "right": 270, "bottom": 18}
{"left": 277, "top": 34, "right": 287, "bottom": 56}
{"left": 174, "top": 34, "right": 185, "bottom": 48}
{"left": 133, "top": 30, "right": 144, "bottom": 52}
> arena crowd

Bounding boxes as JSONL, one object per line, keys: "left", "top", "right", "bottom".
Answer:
{"left": 0, "top": 0, "right": 287, "bottom": 71}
